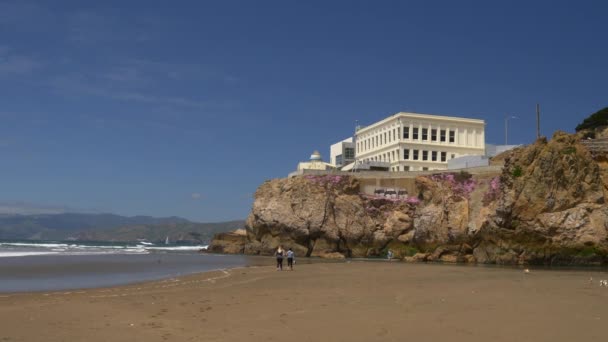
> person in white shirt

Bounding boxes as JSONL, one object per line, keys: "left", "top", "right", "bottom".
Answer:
{"left": 287, "top": 248, "right": 295, "bottom": 270}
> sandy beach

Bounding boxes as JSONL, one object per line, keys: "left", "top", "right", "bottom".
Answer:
{"left": 1, "top": 260, "right": 607, "bottom": 342}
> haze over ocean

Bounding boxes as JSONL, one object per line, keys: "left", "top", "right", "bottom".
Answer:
{"left": 1, "top": 1, "right": 606, "bottom": 221}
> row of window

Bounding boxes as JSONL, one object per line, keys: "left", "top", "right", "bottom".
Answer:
{"left": 390, "top": 165, "right": 431, "bottom": 172}
{"left": 361, "top": 149, "right": 456, "bottom": 163}
{"left": 406, "top": 128, "right": 455, "bottom": 143}
{"left": 357, "top": 127, "right": 456, "bottom": 153}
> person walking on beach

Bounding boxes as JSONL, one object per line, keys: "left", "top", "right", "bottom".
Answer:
{"left": 287, "top": 248, "right": 295, "bottom": 271}
{"left": 387, "top": 249, "right": 393, "bottom": 261}
{"left": 275, "top": 246, "right": 285, "bottom": 271}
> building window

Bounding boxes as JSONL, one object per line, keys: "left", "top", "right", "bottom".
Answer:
{"left": 422, "top": 150, "right": 428, "bottom": 161}
{"left": 431, "top": 151, "right": 437, "bottom": 161}
{"left": 404, "top": 165, "right": 410, "bottom": 171}
{"left": 375, "top": 136, "right": 378, "bottom": 147}
{"left": 403, "top": 127, "right": 409, "bottom": 139}
{"left": 449, "top": 130, "right": 455, "bottom": 143}
{"left": 422, "top": 167, "right": 429, "bottom": 171}
{"left": 403, "top": 149, "right": 409, "bottom": 160}
{"left": 431, "top": 129, "right": 437, "bottom": 141}
{"left": 413, "top": 127, "right": 419, "bottom": 140}
{"left": 440, "top": 130, "right": 446, "bottom": 142}
{"left": 422, "top": 128, "right": 428, "bottom": 140}
{"left": 451, "top": 154, "right": 455, "bottom": 159}
{"left": 384, "top": 133, "right": 387, "bottom": 145}
{"left": 335, "top": 155, "right": 343, "bottom": 166}
{"left": 413, "top": 149, "right": 419, "bottom": 160}
{"left": 441, "top": 151, "right": 447, "bottom": 162}
{"left": 345, "top": 147, "right": 355, "bottom": 160}
{"left": 391, "top": 151, "right": 395, "bottom": 161}
{"left": 392, "top": 129, "right": 396, "bottom": 141}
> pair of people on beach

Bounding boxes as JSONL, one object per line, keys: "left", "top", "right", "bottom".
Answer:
{"left": 275, "top": 246, "right": 294, "bottom": 271}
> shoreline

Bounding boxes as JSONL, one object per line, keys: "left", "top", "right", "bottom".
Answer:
{"left": 1, "top": 261, "right": 608, "bottom": 341}
{"left": 3, "top": 254, "right": 607, "bottom": 296}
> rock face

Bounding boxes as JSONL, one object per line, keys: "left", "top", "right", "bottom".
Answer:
{"left": 219, "top": 131, "right": 608, "bottom": 265}
{"left": 207, "top": 229, "right": 247, "bottom": 254}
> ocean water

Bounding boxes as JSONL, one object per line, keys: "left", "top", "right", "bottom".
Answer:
{"left": 0, "top": 240, "right": 250, "bottom": 293}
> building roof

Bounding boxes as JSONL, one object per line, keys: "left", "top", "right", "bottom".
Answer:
{"left": 356, "top": 112, "right": 485, "bottom": 135}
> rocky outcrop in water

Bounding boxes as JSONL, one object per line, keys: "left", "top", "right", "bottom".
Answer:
{"left": 207, "top": 229, "right": 247, "bottom": 254}
{"left": 211, "top": 131, "right": 608, "bottom": 265}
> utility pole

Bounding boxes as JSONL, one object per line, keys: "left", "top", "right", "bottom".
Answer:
{"left": 536, "top": 104, "right": 540, "bottom": 139}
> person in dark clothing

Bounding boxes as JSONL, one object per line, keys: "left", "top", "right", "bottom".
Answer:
{"left": 287, "top": 248, "right": 295, "bottom": 270}
{"left": 275, "top": 246, "right": 284, "bottom": 271}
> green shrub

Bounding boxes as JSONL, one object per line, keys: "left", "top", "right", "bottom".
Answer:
{"left": 402, "top": 245, "right": 419, "bottom": 256}
{"left": 577, "top": 246, "right": 601, "bottom": 257}
{"left": 512, "top": 165, "right": 523, "bottom": 178}
{"left": 561, "top": 146, "right": 576, "bottom": 155}
{"left": 576, "top": 107, "right": 608, "bottom": 131}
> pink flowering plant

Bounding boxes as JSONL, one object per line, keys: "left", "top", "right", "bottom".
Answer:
{"left": 429, "top": 172, "right": 477, "bottom": 199}
{"left": 482, "top": 176, "right": 501, "bottom": 205}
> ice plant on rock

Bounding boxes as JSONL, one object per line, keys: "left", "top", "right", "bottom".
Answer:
{"left": 405, "top": 197, "right": 420, "bottom": 205}
{"left": 304, "top": 175, "right": 347, "bottom": 189}
{"left": 428, "top": 172, "right": 477, "bottom": 199}
{"left": 482, "top": 176, "right": 501, "bottom": 205}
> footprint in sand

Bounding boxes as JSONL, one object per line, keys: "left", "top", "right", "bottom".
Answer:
{"left": 279, "top": 313, "right": 288, "bottom": 324}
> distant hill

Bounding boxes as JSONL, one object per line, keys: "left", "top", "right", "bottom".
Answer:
{"left": 0, "top": 213, "right": 245, "bottom": 243}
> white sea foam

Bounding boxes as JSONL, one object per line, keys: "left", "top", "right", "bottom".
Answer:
{"left": 0, "top": 242, "right": 70, "bottom": 248}
{"left": 0, "top": 251, "right": 60, "bottom": 258}
{"left": 0, "top": 241, "right": 209, "bottom": 258}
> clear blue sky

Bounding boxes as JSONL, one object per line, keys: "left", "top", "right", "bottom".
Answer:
{"left": 1, "top": 1, "right": 606, "bottom": 221}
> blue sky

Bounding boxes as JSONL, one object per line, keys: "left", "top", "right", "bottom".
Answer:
{"left": 1, "top": 1, "right": 606, "bottom": 221}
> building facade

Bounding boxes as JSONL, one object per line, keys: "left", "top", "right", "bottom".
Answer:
{"left": 329, "top": 138, "right": 355, "bottom": 168}
{"left": 295, "top": 150, "right": 335, "bottom": 172}
{"left": 354, "top": 112, "right": 485, "bottom": 172}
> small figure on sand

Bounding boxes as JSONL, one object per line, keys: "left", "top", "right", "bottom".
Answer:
{"left": 287, "top": 248, "right": 295, "bottom": 270}
{"left": 275, "top": 246, "right": 285, "bottom": 271}
{"left": 387, "top": 249, "right": 394, "bottom": 261}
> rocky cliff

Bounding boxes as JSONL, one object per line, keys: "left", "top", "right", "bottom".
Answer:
{"left": 212, "top": 131, "right": 608, "bottom": 265}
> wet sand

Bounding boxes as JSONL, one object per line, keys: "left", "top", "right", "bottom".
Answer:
{"left": 1, "top": 261, "right": 607, "bottom": 342}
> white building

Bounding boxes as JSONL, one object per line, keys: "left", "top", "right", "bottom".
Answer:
{"left": 295, "top": 150, "right": 335, "bottom": 172}
{"left": 354, "top": 112, "right": 485, "bottom": 172}
{"left": 329, "top": 138, "right": 355, "bottom": 168}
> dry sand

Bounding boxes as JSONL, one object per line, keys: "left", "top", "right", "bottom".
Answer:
{"left": 1, "top": 260, "right": 607, "bottom": 342}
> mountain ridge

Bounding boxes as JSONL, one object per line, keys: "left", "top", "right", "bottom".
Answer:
{"left": 0, "top": 212, "right": 245, "bottom": 243}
